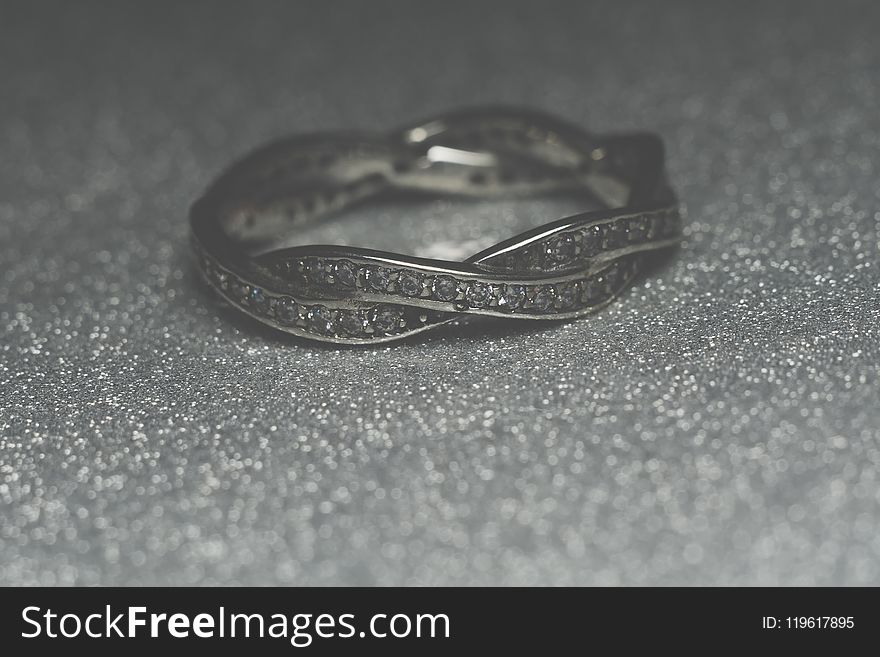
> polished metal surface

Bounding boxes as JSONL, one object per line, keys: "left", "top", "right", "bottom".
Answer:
{"left": 191, "top": 108, "right": 681, "bottom": 343}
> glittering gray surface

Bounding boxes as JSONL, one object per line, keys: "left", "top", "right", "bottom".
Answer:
{"left": 2, "top": 0, "right": 880, "bottom": 586}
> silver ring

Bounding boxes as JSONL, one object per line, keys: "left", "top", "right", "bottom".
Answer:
{"left": 190, "top": 107, "right": 681, "bottom": 345}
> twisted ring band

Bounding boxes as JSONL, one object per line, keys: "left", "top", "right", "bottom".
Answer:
{"left": 190, "top": 107, "right": 681, "bottom": 344}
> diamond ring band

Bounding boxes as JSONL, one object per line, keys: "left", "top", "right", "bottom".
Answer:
{"left": 190, "top": 107, "right": 681, "bottom": 344}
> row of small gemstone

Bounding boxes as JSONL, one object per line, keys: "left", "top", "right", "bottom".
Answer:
{"left": 199, "top": 255, "right": 422, "bottom": 339}
{"left": 523, "top": 207, "right": 680, "bottom": 272}
{"left": 192, "top": 240, "right": 437, "bottom": 339}
{"left": 290, "top": 208, "right": 674, "bottom": 305}
{"left": 294, "top": 251, "right": 637, "bottom": 316}
{"left": 288, "top": 213, "right": 667, "bottom": 309}
{"left": 197, "top": 251, "right": 638, "bottom": 340}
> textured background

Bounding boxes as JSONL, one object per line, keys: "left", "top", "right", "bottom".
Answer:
{"left": 2, "top": 0, "right": 880, "bottom": 586}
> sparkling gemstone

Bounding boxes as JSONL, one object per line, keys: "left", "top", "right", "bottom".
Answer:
{"left": 465, "top": 282, "right": 491, "bottom": 308}
{"left": 307, "top": 305, "right": 334, "bottom": 334}
{"left": 604, "top": 264, "right": 622, "bottom": 291}
{"left": 547, "top": 234, "right": 577, "bottom": 263}
{"left": 532, "top": 285, "right": 557, "bottom": 312}
{"left": 306, "top": 259, "right": 332, "bottom": 286}
{"left": 398, "top": 271, "right": 424, "bottom": 297}
{"left": 628, "top": 218, "right": 648, "bottom": 242}
{"left": 213, "top": 269, "right": 228, "bottom": 289}
{"left": 286, "top": 259, "right": 305, "bottom": 276}
{"left": 334, "top": 261, "right": 358, "bottom": 287}
{"left": 499, "top": 254, "right": 518, "bottom": 270}
{"left": 558, "top": 284, "right": 579, "bottom": 308}
{"left": 582, "top": 277, "right": 607, "bottom": 303}
{"left": 498, "top": 284, "right": 526, "bottom": 310}
{"left": 367, "top": 268, "right": 393, "bottom": 292}
{"left": 432, "top": 276, "right": 459, "bottom": 302}
{"left": 275, "top": 297, "right": 299, "bottom": 325}
{"left": 371, "top": 305, "right": 401, "bottom": 334}
{"left": 582, "top": 225, "right": 603, "bottom": 256}
{"left": 247, "top": 287, "right": 269, "bottom": 314}
{"left": 605, "top": 221, "right": 629, "bottom": 249}
{"left": 338, "top": 311, "right": 366, "bottom": 336}
{"left": 229, "top": 279, "right": 248, "bottom": 302}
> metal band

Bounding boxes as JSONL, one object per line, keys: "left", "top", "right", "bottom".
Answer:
{"left": 190, "top": 107, "right": 681, "bottom": 344}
